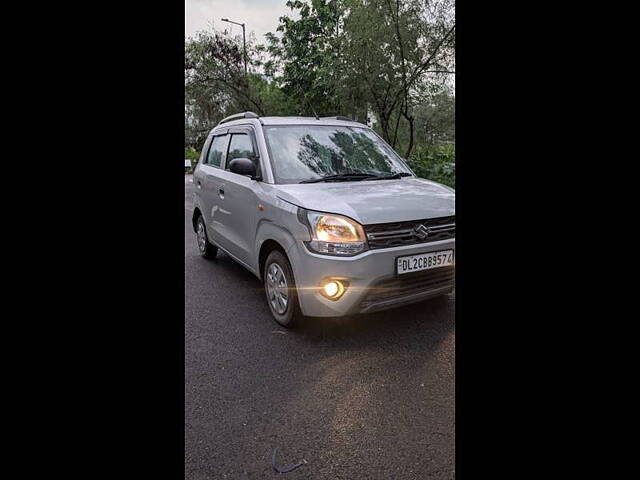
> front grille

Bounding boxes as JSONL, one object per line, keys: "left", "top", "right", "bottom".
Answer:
{"left": 364, "top": 216, "right": 455, "bottom": 249}
{"left": 360, "top": 266, "right": 455, "bottom": 312}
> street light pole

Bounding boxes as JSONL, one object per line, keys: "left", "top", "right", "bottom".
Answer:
{"left": 242, "top": 23, "right": 247, "bottom": 75}
{"left": 221, "top": 18, "right": 247, "bottom": 76}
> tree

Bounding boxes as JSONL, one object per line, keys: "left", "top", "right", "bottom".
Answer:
{"left": 264, "top": 0, "right": 348, "bottom": 117}
{"left": 343, "top": 0, "right": 455, "bottom": 156}
{"left": 184, "top": 0, "right": 455, "bottom": 161}
{"left": 265, "top": 0, "right": 455, "bottom": 156}
{"left": 185, "top": 31, "right": 270, "bottom": 148}
{"left": 414, "top": 91, "right": 455, "bottom": 146}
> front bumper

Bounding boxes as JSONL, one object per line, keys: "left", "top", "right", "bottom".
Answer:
{"left": 286, "top": 238, "right": 455, "bottom": 317}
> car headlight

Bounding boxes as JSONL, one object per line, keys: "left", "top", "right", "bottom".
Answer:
{"left": 298, "top": 208, "right": 367, "bottom": 256}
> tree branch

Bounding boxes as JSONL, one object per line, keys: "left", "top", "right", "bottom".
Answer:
{"left": 396, "top": 23, "right": 456, "bottom": 106}
{"left": 203, "top": 75, "right": 265, "bottom": 115}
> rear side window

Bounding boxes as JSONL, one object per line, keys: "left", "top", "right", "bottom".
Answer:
{"left": 205, "top": 135, "right": 226, "bottom": 167}
{"left": 226, "top": 133, "right": 258, "bottom": 171}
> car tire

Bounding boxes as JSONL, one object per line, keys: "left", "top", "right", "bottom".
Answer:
{"left": 264, "top": 250, "right": 302, "bottom": 328}
{"left": 196, "top": 215, "right": 218, "bottom": 260}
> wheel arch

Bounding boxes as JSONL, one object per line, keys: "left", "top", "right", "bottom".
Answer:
{"left": 254, "top": 220, "right": 298, "bottom": 279}
{"left": 258, "top": 239, "right": 288, "bottom": 281}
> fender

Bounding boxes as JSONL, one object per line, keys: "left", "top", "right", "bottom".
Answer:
{"left": 252, "top": 193, "right": 310, "bottom": 277}
{"left": 254, "top": 219, "right": 297, "bottom": 271}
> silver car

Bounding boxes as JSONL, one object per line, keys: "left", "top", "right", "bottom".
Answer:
{"left": 192, "top": 112, "right": 455, "bottom": 327}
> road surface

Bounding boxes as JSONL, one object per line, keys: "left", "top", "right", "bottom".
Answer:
{"left": 185, "top": 176, "right": 455, "bottom": 479}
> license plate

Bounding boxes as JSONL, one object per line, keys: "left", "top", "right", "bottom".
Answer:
{"left": 396, "top": 250, "right": 454, "bottom": 275}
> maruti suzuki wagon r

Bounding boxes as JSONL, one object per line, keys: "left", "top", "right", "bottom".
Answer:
{"left": 192, "top": 112, "right": 455, "bottom": 327}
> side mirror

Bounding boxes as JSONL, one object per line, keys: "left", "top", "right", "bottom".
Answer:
{"left": 228, "top": 157, "right": 258, "bottom": 179}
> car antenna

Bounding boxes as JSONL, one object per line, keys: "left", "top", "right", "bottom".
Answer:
{"left": 297, "top": 87, "right": 319, "bottom": 120}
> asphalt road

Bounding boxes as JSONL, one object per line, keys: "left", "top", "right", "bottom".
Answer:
{"left": 185, "top": 176, "right": 455, "bottom": 479}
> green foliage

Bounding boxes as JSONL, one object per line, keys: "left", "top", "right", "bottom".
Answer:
{"left": 249, "top": 74, "right": 298, "bottom": 116}
{"left": 185, "top": 147, "right": 199, "bottom": 172}
{"left": 413, "top": 91, "right": 455, "bottom": 145}
{"left": 185, "top": 147, "right": 199, "bottom": 161}
{"left": 185, "top": 0, "right": 455, "bottom": 166}
{"left": 408, "top": 144, "right": 455, "bottom": 188}
{"left": 185, "top": 31, "right": 271, "bottom": 151}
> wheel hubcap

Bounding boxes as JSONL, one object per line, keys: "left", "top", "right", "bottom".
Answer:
{"left": 197, "top": 222, "right": 207, "bottom": 252}
{"left": 266, "top": 263, "right": 288, "bottom": 315}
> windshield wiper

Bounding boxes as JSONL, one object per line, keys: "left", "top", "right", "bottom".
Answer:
{"left": 299, "top": 173, "right": 378, "bottom": 183}
{"left": 362, "top": 172, "right": 413, "bottom": 181}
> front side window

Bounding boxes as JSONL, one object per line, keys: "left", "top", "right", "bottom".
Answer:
{"left": 206, "top": 135, "right": 226, "bottom": 167}
{"left": 226, "top": 133, "right": 258, "bottom": 172}
{"left": 263, "top": 125, "right": 412, "bottom": 184}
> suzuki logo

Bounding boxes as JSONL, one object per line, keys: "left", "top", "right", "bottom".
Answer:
{"left": 414, "top": 224, "right": 430, "bottom": 240}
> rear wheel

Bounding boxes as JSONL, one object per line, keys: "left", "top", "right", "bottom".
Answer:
{"left": 264, "top": 250, "right": 302, "bottom": 328}
{"left": 196, "top": 215, "right": 218, "bottom": 259}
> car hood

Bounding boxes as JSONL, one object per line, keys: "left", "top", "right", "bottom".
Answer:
{"left": 273, "top": 178, "right": 455, "bottom": 224}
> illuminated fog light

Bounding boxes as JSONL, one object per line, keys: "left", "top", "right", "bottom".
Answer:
{"left": 320, "top": 279, "right": 347, "bottom": 300}
{"left": 324, "top": 281, "right": 339, "bottom": 297}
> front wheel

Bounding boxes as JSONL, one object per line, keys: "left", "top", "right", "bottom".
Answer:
{"left": 264, "top": 250, "right": 302, "bottom": 328}
{"left": 196, "top": 215, "right": 218, "bottom": 259}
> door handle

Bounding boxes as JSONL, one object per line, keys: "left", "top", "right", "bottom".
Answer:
{"left": 218, "top": 187, "right": 225, "bottom": 199}
{"left": 196, "top": 181, "right": 202, "bottom": 189}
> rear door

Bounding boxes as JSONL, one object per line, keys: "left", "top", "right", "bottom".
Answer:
{"left": 211, "top": 126, "right": 264, "bottom": 268}
{"left": 194, "top": 131, "right": 229, "bottom": 243}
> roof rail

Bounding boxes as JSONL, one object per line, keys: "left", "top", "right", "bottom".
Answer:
{"left": 217, "top": 111, "right": 259, "bottom": 126}
{"left": 321, "top": 115, "right": 355, "bottom": 122}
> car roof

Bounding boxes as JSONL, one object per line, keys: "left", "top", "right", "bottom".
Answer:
{"left": 259, "top": 116, "right": 366, "bottom": 127}
{"left": 212, "top": 116, "right": 367, "bottom": 133}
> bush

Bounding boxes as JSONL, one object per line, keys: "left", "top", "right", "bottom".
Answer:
{"left": 185, "top": 146, "right": 199, "bottom": 160}
{"left": 185, "top": 147, "right": 199, "bottom": 172}
{"left": 407, "top": 144, "right": 455, "bottom": 188}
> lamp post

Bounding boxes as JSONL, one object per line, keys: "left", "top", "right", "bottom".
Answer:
{"left": 221, "top": 18, "right": 247, "bottom": 75}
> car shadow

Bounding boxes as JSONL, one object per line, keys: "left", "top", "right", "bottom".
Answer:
{"left": 297, "top": 295, "right": 454, "bottom": 350}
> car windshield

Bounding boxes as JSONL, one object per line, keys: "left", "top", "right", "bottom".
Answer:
{"left": 263, "top": 125, "right": 413, "bottom": 184}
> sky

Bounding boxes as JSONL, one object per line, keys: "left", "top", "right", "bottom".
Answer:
{"left": 185, "top": 0, "right": 294, "bottom": 42}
